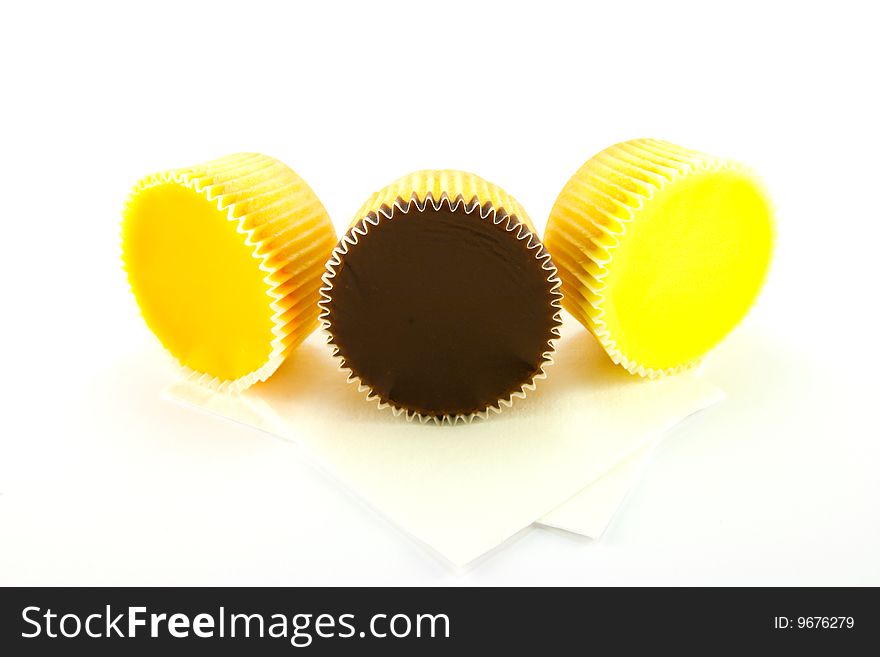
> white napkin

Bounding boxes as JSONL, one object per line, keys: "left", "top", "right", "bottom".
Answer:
{"left": 168, "top": 313, "right": 722, "bottom": 566}
{"left": 537, "top": 439, "right": 659, "bottom": 537}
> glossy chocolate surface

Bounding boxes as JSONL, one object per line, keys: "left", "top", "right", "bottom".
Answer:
{"left": 325, "top": 202, "right": 558, "bottom": 419}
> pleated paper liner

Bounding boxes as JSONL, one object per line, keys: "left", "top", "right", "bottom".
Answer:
{"left": 544, "top": 139, "right": 773, "bottom": 378}
{"left": 122, "top": 153, "right": 337, "bottom": 393}
{"left": 320, "top": 170, "right": 563, "bottom": 424}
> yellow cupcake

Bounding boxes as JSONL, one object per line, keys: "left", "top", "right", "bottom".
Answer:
{"left": 122, "top": 153, "right": 336, "bottom": 392}
{"left": 320, "top": 171, "right": 562, "bottom": 424}
{"left": 545, "top": 139, "right": 773, "bottom": 377}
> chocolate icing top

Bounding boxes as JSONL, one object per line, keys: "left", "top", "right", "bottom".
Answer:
{"left": 324, "top": 199, "right": 559, "bottom": 420}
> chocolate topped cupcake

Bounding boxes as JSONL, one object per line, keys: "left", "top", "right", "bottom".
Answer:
{"left": 320, "top": 171, "right": 562, "bottom": 424}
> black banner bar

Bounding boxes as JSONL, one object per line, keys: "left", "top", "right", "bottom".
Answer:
{"left": 1, "top": 587, "right": 874, "bottom": 654}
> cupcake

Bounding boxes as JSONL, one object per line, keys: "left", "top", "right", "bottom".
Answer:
{"left": 320, "top": 171, "right": 562, "bottom": 423}
{"left": 544, "top": 139, "right": 773, "bottom": 377}
{"left": 122, "top": 153, "right": 337, "bottom": 392}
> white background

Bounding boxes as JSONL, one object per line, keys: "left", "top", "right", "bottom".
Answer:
{"left": 1, "top": 0, "right": 878, "bottom": 585}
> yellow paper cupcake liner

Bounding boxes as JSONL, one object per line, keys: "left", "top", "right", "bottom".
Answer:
{"left": 320, "top": 170, "right": 563, "bottom": 424}
{"left": 544, "top": 139, "right": 774, "bottom": 378}
{"left": 122, "top": 153, "right": 337, "bottom": 393}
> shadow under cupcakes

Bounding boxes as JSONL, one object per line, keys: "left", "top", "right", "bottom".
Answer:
{"left": 320, "top": 172, "right": 563, "bottom": 424}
